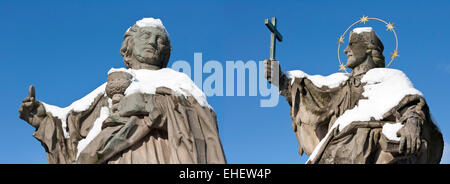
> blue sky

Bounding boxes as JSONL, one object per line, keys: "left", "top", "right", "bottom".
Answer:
{"left": 1, "top": 0, "right": 449, "bottom": 163}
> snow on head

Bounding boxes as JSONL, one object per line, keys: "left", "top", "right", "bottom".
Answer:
{"left": 307, "top": 68, "right": 422, "bottom": 162}
{"left": 286, "top": 70, "right": 349, "bottom": 88}
{"left": 133, "top": 17, "right": 168, "bottom": 34}
{"left": 109, "top": 68, "right": 211, "bottom": 109}
{"left": 352, "top": 27, "right": 373, "bottom": 34}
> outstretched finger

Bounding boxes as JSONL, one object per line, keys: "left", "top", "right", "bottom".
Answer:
{"left": 29, "top": 85, "right": 35, "bottom": 98}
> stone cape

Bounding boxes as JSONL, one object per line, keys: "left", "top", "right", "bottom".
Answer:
{"left": 283, "top": 68, "right": 443, "bottom": 164}
{"left": 33, "top": 68, "right": 226, "bottom": 164}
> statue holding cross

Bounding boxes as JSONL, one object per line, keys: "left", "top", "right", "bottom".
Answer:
{"left": 264, "top": 17, "right": 288, "bottom": 89}
{"left": 265, "top": 17, "right": 283, "bottom": 61}
{"left": 263, "top": 18, "right": 443, "bottom": 164}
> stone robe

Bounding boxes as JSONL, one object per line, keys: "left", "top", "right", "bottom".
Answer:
{"left": 282, "top": 70, "right": 443, "bottom": 164}
{"left": 31, "top": 87, "right": 226, "bottom": 164}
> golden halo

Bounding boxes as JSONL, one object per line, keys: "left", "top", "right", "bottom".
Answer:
{"left": 337, "top": 15, "right": 399, "bottom": 73}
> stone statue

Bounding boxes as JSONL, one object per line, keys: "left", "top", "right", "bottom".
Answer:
{"left": 264, "top": 27, "right": 444, "bottom": 164}
{"left": 18, "top": 18, "right": 226, "bottom": 164}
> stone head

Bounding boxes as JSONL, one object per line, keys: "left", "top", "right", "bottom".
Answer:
{"left": 120, "top": 18, "right": 171, "bottom": 70}
{"left": 344, "top": 27, "right": 385, "bottom": 69}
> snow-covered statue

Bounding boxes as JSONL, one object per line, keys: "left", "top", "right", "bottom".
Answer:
{"left": 264, "top": 27, "right": 443, "bottom": 164}
{"left": 18, "top": 18, "right": 226, "bottom": 164}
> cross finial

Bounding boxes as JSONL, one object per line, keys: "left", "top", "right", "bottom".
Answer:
{"left": 265, "top": 17, "right": 283, "bottom": 61}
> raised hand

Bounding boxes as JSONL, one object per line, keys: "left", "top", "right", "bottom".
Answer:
{"left": 19, "top": 85, "right": 45, "bottom": 127}
{"left": 264, "top": 59, "right": 287, "bottom": 90}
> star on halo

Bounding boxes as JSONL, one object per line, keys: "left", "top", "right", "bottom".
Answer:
{"left": 386, "top": 22, "right": 395, "bottom": 31}
{"left": 339, "top": 64, "right": 347, "bottom": 72}
{"left": 391, "top": 50, "right": 399, "bottom": 59}
{"left": 338, "top": 36, "right": 344, "bottom": 44}
{"left": 360, "top": 16, "right": 369, "bottom": 24}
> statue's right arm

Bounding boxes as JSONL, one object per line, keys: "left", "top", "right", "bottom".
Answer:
{"left": 264, "top": 59, "right": 290, "bottom": 96}
{"left": 18, "top": 85, "right": 48, "bottom": 128}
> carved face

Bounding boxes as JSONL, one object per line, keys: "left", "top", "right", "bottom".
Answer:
{"left": 132, "top": 26, "right": 170, "bottom": 67}
{"left": 344, "top": 33, "right": 369, "bottom": 69}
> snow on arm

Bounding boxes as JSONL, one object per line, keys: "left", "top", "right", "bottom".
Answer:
{"left": 285, "top": 70, "right": 349, "bottom": 88}
{"left": 382, "top": 122, "right": 403, "bottom": 141}
{"left": 41, "top": 83, "right": 107, "bottom": 138}
{"left": 76, "top": 106, "right": 110, "bottom": 158}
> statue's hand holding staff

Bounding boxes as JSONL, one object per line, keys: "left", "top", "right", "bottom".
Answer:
{"left": 264, "top": 59, "right": 288, "bottom": 91}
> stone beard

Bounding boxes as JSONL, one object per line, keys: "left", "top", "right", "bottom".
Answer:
{"left": 18, "top": 18, "right": 226, "bottom": 164}
{"left": 265, "top": 27, "right": 443, "bottom": 164}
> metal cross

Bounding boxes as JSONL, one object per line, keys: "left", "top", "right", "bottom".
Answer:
{"left": 265, "top": 17, "right": 283, "bottom": 61}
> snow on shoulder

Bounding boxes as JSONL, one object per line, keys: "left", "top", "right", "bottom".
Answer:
{"left": 42, "top": 67, "right": 210, "bottom": 140}
{"left": 286, "top": 70, "right": 349, "bottom": 88}
{"left": 109, "top": 68, "right": 211, "bottom": 109}
{"left": 74, "top": 68, "right": 210, "bottom": 158}
{"left": 307, "top": 68, "right": 422, "bottom": 162}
